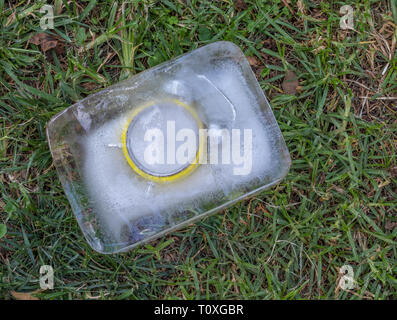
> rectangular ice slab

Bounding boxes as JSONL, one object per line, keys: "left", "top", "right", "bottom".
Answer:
{"left": 46, "top": 41, "right": 291, "bottom": 253}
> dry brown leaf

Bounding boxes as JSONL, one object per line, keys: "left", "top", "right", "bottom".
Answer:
{"left": 82, "top": 81, "right": 100, "bottom": 91}
{"left": 282, "top": 70, "right": 299, "bottom": 94}
{"left": 29, "top": 33, "right": 64, "bottom": 54}
{"left": 42, "top": 39, "right": 58, "bottom": 52}
{"left": 385, "top": 221, "right": 396, "bottom": 231}
{"left": 10, "top": 290, "right": 40, "bottom": 300}
{"left": 29, "top": 33, "right": 46, "bottom": 46}
{"left": 233, "top": 0, "right": 248, "bottom": 11}
{"left": 247, "top": 56, "right": 260, "bottom": 67}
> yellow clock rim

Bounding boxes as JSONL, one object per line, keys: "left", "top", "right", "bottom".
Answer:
{"left": 121, "top": 98, "right": 204, "bottom": 183}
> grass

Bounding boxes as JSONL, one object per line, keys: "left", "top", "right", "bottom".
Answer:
{"left": 0, "top": 0, "right": 396, "bottom": 300}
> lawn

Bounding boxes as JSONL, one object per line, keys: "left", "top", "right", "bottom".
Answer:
{"left": 0, "top": 0, "right": 396, "bottom": 300}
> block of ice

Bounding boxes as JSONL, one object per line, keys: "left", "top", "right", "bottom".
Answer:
{"left": 46, "top": 41, "right": 291, "bottom": 253}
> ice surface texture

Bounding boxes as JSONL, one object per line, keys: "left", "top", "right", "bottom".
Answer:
{"left": 46, "top": 41, "right": 291, "bottom": 253}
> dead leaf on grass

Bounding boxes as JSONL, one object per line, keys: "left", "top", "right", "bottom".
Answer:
{"left": 233, "top": 0, "right": 248, "bottom": 11}
{"left": 282, "top": 70, "right": 299, "bottom": 94}
{"left": 29, "top": 32, "right": 64, "bottom": 55}
{"left": 247, "top": 56, "right": 261, "bottom": 67}
{"left": 385, "top": 220, "right": 396, "bottom": 231}
{"left": 10, "top": 290, "right": 41, "bottom": 300}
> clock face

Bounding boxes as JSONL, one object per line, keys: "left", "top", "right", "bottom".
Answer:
{"left": 123, "top": 100, "right": 200, "bottom": 179}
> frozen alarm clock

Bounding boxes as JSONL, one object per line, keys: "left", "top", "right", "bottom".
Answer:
{"left": 121, "top": 99, "right": 205, "bottom": 183}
